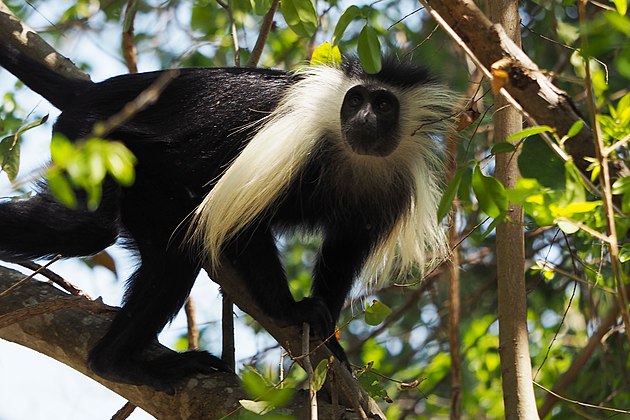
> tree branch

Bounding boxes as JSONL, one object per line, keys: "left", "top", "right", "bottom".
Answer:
{"left": 420, "top": 0, "right": 597, "bottom": 173}
{"left": 0, "top": 266, "right": 245, "bottom": 418}
{"left": 0, "top": 265, "right": 376, "bottom": 418}
{"left": 0, "top": 2, "right": 89, "bottom": 81}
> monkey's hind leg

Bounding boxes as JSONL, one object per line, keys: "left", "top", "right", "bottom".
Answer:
{"left": 87, "top": 241, "right": 232, "bottom": 394}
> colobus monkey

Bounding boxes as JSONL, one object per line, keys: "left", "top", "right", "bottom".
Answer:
{"left": 0, "top": 43, "right": 454, "bottom": 392}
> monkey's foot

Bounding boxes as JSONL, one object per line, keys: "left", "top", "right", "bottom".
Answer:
{"left": 88, "top": 349, "right": 233, "bottom": 394}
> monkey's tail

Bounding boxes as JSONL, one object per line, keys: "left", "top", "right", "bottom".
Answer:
{"left": 0, "top": 189, "right": 120, "bottom": 262}
{"left": 0, "top": 42, "right": 92, "bottom": 110}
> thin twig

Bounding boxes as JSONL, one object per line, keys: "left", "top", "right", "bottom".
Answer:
{"left": 111, "top": 402, "right": 137, "bottom": 420}
{"left": 17, "top": 260, "right": 89, "bottom": 297}
{"left": 536, "top": 261, "right": 616, "bottom": 294}
{"left": 184, "top": 297, "right": 199, "bottom": 350}
{"left": 0, "top": 255, "right": 61, "bottom": 297}
{"left": 216, "top": 0, "right": 240, "bottom": 67}
{"left": 301, "top": 323, "right": 318, "bottom": 420}
{"left": 122, "top": 0, "right": 138, "bottom": 73}
{"left": 247, "top": 0, "right": 280, "bottom": 68}
{"left": 578, "top": 0, "right": 630, "bottom": 348}
{"left": 535, "top": 381, "right": 630, "bottom": 415}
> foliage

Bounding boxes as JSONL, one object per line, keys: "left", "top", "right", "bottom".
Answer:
{"left": 1, "top": 0, "right": 629, "bottom": 418}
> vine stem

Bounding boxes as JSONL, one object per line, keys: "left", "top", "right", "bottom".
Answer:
{"left": 578, "top": 0, "right": 630, "bottom": 348}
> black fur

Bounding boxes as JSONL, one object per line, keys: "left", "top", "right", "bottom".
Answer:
{"left": 0, "top": 43, "right": 436, "bottom": 392}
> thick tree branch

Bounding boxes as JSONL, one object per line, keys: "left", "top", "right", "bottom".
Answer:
{"left": 0, "top": 2, "right": 88, "bottom": 81}
{"left": 0, "top": 266, "right": 246, "bottom": 418}
{"left": 421, "top": 0, "right": 597, "bottom": 173}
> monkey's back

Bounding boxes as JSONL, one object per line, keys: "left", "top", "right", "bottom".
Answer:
{"left": 52, "top": 68, "right": 294, "bottom": 238}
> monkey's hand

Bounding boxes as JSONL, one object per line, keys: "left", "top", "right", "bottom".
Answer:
{"left": 285, "top": 296, "right": 334, "bottom": 338}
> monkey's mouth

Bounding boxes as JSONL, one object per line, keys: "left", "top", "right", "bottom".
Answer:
{"left": 343, "top": 128, "right": 399, "bottom": 157}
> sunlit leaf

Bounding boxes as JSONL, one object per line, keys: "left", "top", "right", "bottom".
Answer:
{"left": 505, "top": 125, "right": 554, "bottom": 142}
{"left": 565, "top": 120, "right": 584, "bottom": 140}
{"left": 239, "top": 399, "right": 274, "bottom": 415}
{"left": 556, "top": 219, "right": 579, "bottom": 234}
{"left": 612, "top": 0, "right": 627, "bottom": 15}
{"left": 47, "top": 170, "right": 77, "bottom": 208}
{"left": 310, "top": 42, "right": 342, "bottom": 67}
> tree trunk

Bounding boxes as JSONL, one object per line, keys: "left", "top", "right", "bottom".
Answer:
{"left": 490, "top": 1, "right": 539, "bottom": 419}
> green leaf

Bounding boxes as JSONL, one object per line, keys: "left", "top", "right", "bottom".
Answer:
{"left": 553, "top": 201, "right": 601, "bottom": 217}
{"left": 0, "top": 135, "right": 20, "bottom": 182}
{"left": 564, "top": 161, "right": 586, "bottom": 203}
{"left": 365, "top": 300, "right": 392, "bottom": 326}
{"left": 613, "top": 176, "right": 630, "bottom": 213}
{"left": 458, "top": 165, "right": 473, "bottom": 202}
{"left": 47, "top": 170, "right": 77, "bottom": 208}
{"left": 356, "top": 363, "right": 392, "bottom": 401}
{"left": 438, "top": 167, "right": 465, "bottom": 221}
{"left": 612, "top": 0, "right": 627, "bottom": 15}
{"left": 357, "top": 24, "right": 381, "bottom": 74}
{"left": 84, "top": 182, "right": 102, "bottom": 211}
{"left": 332, "top": 5, "right": 361, "bottom": 44}
{"left": 480, "top": 216, "right": 502, "bottom": 238}
{"left": 505, "top": 125, "right": 554, "bottom": 142}
{"left": 312, "top": 359, "right": 329, "bottom": 392}
{"left": 105, "top": 141, "right": 136, "bottom": 186}
{"left": 472, "top": 165, "right": 508, "bottom": 218}
{"left": 0, "top": 115, "right": 48, "bottom": 181}
{"left": 612, "top": 176, "right": 630, "bottom": 195}
{"left": 518, "top": 136, "right": 566, "bottom": 190}
{"left": 241, "top": 366, "right": 273, "bottom": 397}
{"left": 280, "top": 0, "right": 318, "bottom": 38}
{"left": 250, "top": 0, "right": 273, "bottom": 15}
{"left": 556, "top": 219, "right": 580, "bottom": 234}
{"left": 565, "top": 120, "right": 584, "bottom": 140}
{"left": 310, "top": 42, "right": 342, "bottom": 67}
{"left": 491, "top": 142, "right": 517, "bottom": 155}
{"left": 239, "top": 399, "right": 274, "bottom": 415}
{"left": 50, "top": 134, "right": 76, "bottom": 167}
{"left": 620, "top": 243, "right": 630, "bottom": 263}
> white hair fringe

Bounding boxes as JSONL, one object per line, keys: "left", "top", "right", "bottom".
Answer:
{"left": 190, "top": 64, "right": 456, "bottom": 288}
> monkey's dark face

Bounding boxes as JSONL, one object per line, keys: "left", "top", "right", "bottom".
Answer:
{"left": 340, "top": 84, "right": 401, "bottom": 157}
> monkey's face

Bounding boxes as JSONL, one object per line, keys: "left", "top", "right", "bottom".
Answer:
{"left": 340, "top": 84, "right": 401, "bottom": 157}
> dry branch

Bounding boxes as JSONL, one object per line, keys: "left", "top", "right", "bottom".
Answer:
{"left": 422, "top": 0, "right": 596, "bottom": 172}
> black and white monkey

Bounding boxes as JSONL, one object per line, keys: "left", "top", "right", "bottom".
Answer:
{"left": 0, "top": 43, "right": 454, "bottom": 392}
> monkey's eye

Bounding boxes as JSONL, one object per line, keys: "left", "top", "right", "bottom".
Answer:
{"left": 348, "top": 93, "right": 363, "bottom": 108}
{"left": 376, "top": 99, "right": 393, "bottom": 113}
